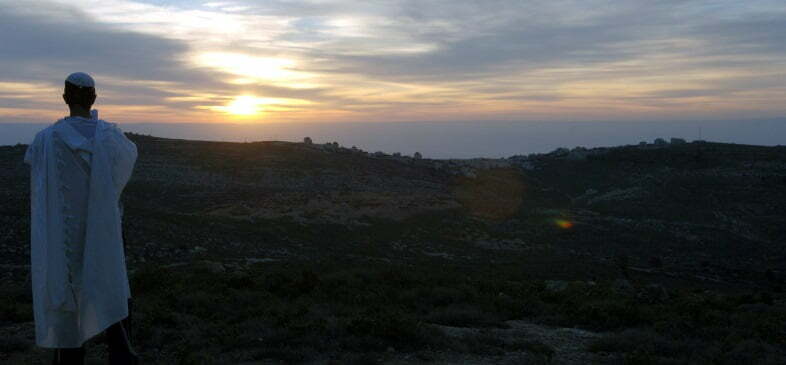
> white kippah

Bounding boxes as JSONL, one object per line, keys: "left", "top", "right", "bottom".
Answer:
{"left": 65, "top": 72, "right": 95, "bottom": 88}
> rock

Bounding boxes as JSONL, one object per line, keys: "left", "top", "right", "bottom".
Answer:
{"left": 612, "top": 279, "right": 634, "bottom": 295}
{"left": 197, "top": 260, "right": 226, "bottom": 274}
{"left": 462, "top": 168, "right": 477, "bottom": 178}
{"left": 246, "top": 258, "right": 277, "bottom": 264}
{"left": 520, "top": 160, "right": 535, "bottom": 170}
{"left": 637, "top": 284, "right": 669, "bottom": 303}
{"left": 544, "top": 280, "right": 569, "bottom": 293}
{"left": 737, "top": 303, "right": 771, "bottom": 313}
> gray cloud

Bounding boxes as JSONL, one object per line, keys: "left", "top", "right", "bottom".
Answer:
{"left": 0, "top": 3, "right": 202, "bottom": 84}
{"left": 0, "top": 2, "right": 343, "bottom": 114}
{"left": 2, "top": 0, "right": 786, "bottom": 122}
{"left": 238, "top": 0, "right": 786, "bottom": 92}
{"left": 695, "top": 16, "right": 786, "bottom": 56}
{"left": 270, "top": 2, "right": 676, "bottom": 76}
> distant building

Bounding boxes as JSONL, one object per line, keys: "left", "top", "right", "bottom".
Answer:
{"left": 654, "top": 138, "right": 668, "bottom": 146}
{"left": 303, "top": 137, "right": 313, "bottom": 145}
{"left": 413, "top": 152, "right": 422, "bottom": 159}
{"left": 670, "top": 138, "right": 687, "bottom": 145}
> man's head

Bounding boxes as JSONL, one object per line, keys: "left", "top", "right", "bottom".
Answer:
{"left": 63, "top": 72, "right": 96, "bottom": 111}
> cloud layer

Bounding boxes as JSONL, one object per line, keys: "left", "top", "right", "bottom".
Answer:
{"left": 0, "top": 0, "right": 785, "bottom": 123}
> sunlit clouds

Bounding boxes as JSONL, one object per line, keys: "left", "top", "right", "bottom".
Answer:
{"left": 0, "top": 0, "right": 785, "bottom": 123}
{"left": 217, "top": 95, "right": 264, "bottom": 116}
{"left": 194, "top": 53, "right": 318, "bottom": 89}
{"left": 203, "top": 95, "right": 313, "bottom": 117}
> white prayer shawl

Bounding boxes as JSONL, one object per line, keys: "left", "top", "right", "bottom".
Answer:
{"left": 25, "top": 118, "right": 137, "bottom": 348}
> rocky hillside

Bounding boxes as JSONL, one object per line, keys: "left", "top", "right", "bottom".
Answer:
{"left": 1, "top": 134, "right": 785, "bottom": 288}
{"left": 1, "top": 134, "right": 785, "bottom": 364}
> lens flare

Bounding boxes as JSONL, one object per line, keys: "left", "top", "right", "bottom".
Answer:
{"left": 555, "top": 219, "right": 573, "bottom": 229}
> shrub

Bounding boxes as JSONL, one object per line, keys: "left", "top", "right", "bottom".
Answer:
{"left": 0, "top": 334, "right": 29, "bottom": 353}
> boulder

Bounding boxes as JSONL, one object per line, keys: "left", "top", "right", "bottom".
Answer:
{"left": 637, "top": 284, "right": 669, "bottom": 303}
{"left": 544, "top": 280, "right": 569, "bottom": 293}
{"left": 612, "top": 278, "right": 634, "bottom": 295}
{"left": 197, "top": 260, "right": 226, "bottom": 274}
{"left": 460, "top": 167, "right": 477, "bottom": 178}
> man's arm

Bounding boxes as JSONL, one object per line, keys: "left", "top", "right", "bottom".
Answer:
{"left": 109, "top": 125, "right": 138, "bottom": 193}
{"left": 24, "top": 132, "right": 42, "bottom": 165}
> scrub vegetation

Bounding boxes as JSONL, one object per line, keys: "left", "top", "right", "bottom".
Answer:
{"left": 1, "top": 136, "right": 785, "bottom": 363}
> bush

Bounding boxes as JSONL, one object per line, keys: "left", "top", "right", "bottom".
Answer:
{"left": 0, "top": 334, "right": 29, "bottom": 353}
{"left": 424, "top": 303, "right": 504, "bottom": 328}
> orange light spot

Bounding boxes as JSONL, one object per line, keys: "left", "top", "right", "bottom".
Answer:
{"left": 555, "top": 219, "right": 573, "bottom": 229}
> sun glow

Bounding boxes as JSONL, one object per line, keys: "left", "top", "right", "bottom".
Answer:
{"left": 206, "top": 95, "right": 313, "bottom": 117}
{"left": 194, "top": 52, "right": 318, "bottom": 89}
{"left": 225, "top": 95, "right": 261, "bottom": 115}
{"left": 197, "top": 52, "right": 295, "bottom": 80}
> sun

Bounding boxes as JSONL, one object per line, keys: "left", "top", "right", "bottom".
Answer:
{"left": 201, "top": 95, "right": 313, "bottom": 118}
{"left": 225, "top": 95, "right": 262, "bottom": 116}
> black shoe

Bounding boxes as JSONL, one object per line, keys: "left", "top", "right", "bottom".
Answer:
{"left": 52, "top": 347, "right": 85, "bottom": 365}
{"left": 106, "top": 320, "right": 140, "bottom": 365}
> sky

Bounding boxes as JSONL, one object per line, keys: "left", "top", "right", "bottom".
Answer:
{"left": 1, "top": 0, "right": 785, "bottom": 124}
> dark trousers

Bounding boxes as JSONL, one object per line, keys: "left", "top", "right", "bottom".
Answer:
{"left": 52, "top": 299, "right": 136, "bottom": 365}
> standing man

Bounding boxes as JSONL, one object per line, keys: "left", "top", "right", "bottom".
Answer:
{"left": 24, "top": 72, "right": 139, "bottom": 365}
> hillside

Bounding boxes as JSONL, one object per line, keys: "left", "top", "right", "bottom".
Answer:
{"left": 1, "top": 135, "right": 785, "bottom": 364}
